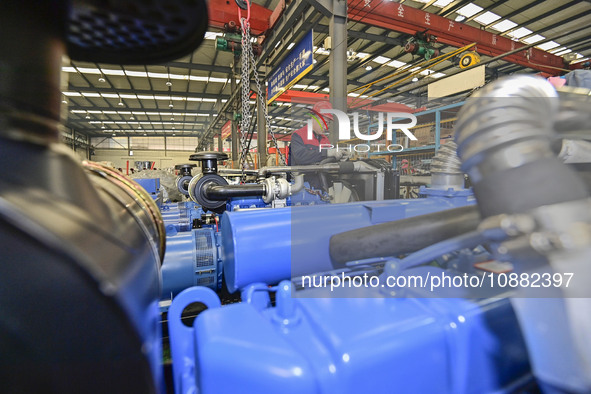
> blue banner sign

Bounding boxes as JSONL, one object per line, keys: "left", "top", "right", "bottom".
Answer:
{"left": 267, "top": 30, "right": 314, "bottom": 104}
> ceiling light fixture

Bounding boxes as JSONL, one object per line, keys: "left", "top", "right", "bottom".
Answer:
{"left": 365, "top": 65, "right": 373, "bottom": 71}
{"left": 130, "top": 115, "right": 135, "bottom": 120}
{"left": 412, "top": 77, "right": 419, "bottom": 82}
{"left": 165, "top": 80, "right": 172, "bottom": 87}
{"left": 98, "top": 72, "right": 106, "bottom": 83}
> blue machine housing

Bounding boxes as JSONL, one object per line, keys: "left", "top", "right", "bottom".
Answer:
{"left": 222, "top": 189, "right": 476, "bottom": 293}
{"left": 134, "top": 177, "right": 163, "bottom": 207}
{"left": 168, "top": 276, "right": 532, "bottom": 394}
{"left": 161, "top": 227, "right": 222, "bottom": 301}
{"left": 161, "top": 201, "right": 204, "bottom": 235}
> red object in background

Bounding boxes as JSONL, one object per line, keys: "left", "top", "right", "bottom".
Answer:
{"left": 348, "top": 1, "right": 565, "bottom": 76}
{"left": 208, "top": 0, "right": 566, "bottom": 76}
{"left": 126, "top": 160, "right": 129, "bottom": 175}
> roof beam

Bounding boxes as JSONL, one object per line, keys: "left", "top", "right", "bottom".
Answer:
{"left": 348, "top": 1, "right": 565, "bottom": 75}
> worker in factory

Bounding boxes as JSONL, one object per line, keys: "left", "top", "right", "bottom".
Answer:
{"left": 289, "top": 100, "right": 349, "bottom": 166}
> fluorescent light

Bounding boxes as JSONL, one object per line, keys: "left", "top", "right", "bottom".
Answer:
{"left": 373, "top": 56, "right": 391, "bottom": 64}
{"left": 419, "top": 69, "right": 435, "bottom": 76}
{"left": 491, "top": 19, "right": 518, "bottom": 32}
{"left": 292, "top": 84, "right": 307, "bottom": 89}
{"left": 432, "top": 73, "right": 446, "bottom": 78}
{"left": 507, "top": 27, "right": 532, "bottom": 39}
{"left": 536, "top": 41, "right": 560, "bottom": 51}
{"left": 575, "top": 53, "right": 584, "bottom": 59}
{"left": 125, "top": 70, "right": 148, "bottom": 77}
{"left": 63, "top": 92, "right": 81, "bottom": 97}
{"left": 387, "top": 60, "right": 407, "bottom": 68}
{"left": 209, "top": 77, "right": 229, "bottom": 83}
{"left": 287, "top": 43, "right": 295, "bottom": 50}
{"left": 348, "top": 93, "right": 360, "bottom": 97}
{"left": 81, "top": 92, "right": 101, "bottom": 97}
{"left": 474, "top": 11, "right": 501, "bottom": 25}
{"left": 555, "top": 49, "right": 572, "bottom": 56}
{"left": 457, "top": 3, "right": 483, "bottom": 18}
{"left": 549, "top": 47, "right": 567, "bottom": 54}
{"left": 523, "top": 34, "right": 545, "bottom": 44}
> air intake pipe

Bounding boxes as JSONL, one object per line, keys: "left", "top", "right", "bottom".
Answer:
{"left": 329, "top": 140, "right": 474, "bottom": 264}
{"left": 454, "top": 75, "right": 587, "bottom": 216}
{"left": 454, "top": 75, "right": 591, "bottom": 393}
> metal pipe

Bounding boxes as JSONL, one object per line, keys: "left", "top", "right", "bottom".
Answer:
{"left": 0, "top": 1, "right": 66, "bottom": 144}
{"left": 257, "top": 163, "right": 341, "bottom": 177}
{"left": 204, "top": 183, "right": 266, "bottom": 200}
{"left": 291, "top": 174, "right": 305, "bottom": 194}
{"left": 329, "top": 205, "right": 480, "bottom": 267}
{"left": 455, "top": 75, "right": 588, "bottom": 217}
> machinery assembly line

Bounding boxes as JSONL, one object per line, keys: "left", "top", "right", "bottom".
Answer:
{"left": 1, "top": 0, "right": 591, "bottom": 393}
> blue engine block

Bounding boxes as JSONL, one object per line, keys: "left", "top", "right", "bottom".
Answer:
{"left": 168, "top": 276, "right": 532, "bottom": 394}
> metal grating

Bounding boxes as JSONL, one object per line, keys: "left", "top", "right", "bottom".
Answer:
{"left": 194, "top": 229, "right": 214, "bottom": 269}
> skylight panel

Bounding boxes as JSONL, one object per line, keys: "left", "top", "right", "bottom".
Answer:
{"left": 373, "top": 56, "right": 391, "bottom": 64}
{"left": 523, "top": 34, "right": 545, "bottom": 44}
{"left": 491, "top": 19, "right": 518, "bottom": 32}
{"left": 507, "top": 27, "right": 532, "bottom": 39}
{"left": 457, "top": 3, "right": 483, "bottom": 18}
{"left": 387, "top": 60, "right": 407, "bottom": 68}
{"left": 474, "top": 12, "right": 501, "bottom": 25}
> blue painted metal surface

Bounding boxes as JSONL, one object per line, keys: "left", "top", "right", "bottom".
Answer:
{"left": 161, "top": 227, "right": 222, "bottom": 300}
{"left": 222, "top": 189, "right": 476, "bottom": 293}
{"left": 135, "top": 178, "right": 160, "bottom": 194}
{"left": 161, "top": 201, "right": 204, "bottom": 235}
{"left": 168, "top": 277, "right": 531, "bottom": 394}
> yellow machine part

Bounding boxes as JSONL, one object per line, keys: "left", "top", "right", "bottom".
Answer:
{"left": 459, "top": 52, "right": 481, "bottom": 69}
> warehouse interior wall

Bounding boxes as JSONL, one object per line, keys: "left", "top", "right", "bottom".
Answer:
{"left": 91, "top": 149, "right": 197, "bottom": 170}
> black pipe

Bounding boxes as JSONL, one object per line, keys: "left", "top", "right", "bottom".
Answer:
{"left": 204, "top": 183, "right": 266, "bottom": 200}
{"left": 329, "top": 205, "right": 481, "bottom": 267}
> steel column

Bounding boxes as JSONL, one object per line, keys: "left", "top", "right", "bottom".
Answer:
{"left": 329, "top": 0, "right": 348, "bottom": 145}
{"left": 257, "top": 90, "right": 267, "bottom": 167}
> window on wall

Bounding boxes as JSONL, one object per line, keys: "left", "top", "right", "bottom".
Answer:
{"left": 91, "top": 137, "right": 128, "bottom": 149}
{"left": 166, "top": 137, "right": 199, "bottom": 151}
{"left": 90, "top": 136, "right": 198, "bottom": 151}
{"left": 130, "top": 137, "right": 165, "bottom": 150}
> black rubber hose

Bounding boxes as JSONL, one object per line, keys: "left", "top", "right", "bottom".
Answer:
{"left": 329, "top": 205, "right": 480, "bottom": 267}
{"left": 204, "top": 183, "right": 266, "bottom": 200}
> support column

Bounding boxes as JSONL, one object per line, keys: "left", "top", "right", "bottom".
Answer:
{"left": 257, "top": 90, "right": 267, "bottom": 167}
{"left": 217, "top": 133, "right": 223, "bottom": 153}
{"left": 328, "top": 0, "right": 348, "bottom": 145}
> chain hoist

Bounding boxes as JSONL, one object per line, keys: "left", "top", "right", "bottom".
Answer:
{"left": 237, "top": 0, "right": 285, "bottom": 183}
